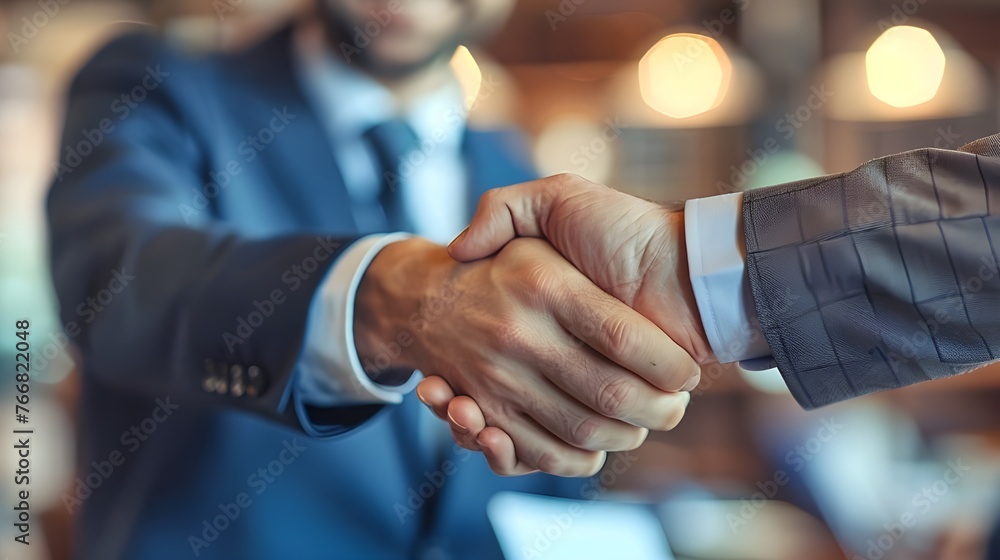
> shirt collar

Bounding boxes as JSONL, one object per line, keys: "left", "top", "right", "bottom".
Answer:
{"left": 293, "top": 24, "right": 466, "bottom": 150}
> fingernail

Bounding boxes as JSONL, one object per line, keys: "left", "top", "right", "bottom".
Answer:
{"left": 680, "top": 364, "right": 702, "bottom": 392}
{"left": 683, "top": 392, "right": 692, "bottom": 408}
{"left": 415, "top": 389, "right": 431, "bottom": 406}
{"left": 447, "top": 409, "right": 468, "bottom": 433}
{"left": 448, "top": 227, "right": 469, "bottom": 251}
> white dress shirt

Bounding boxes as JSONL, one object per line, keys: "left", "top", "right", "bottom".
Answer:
{"left": 684, "top": 193, "right": 774, "bottom": 368}
{"left": 292, "top": 27, "right": 468, "bottom": 406}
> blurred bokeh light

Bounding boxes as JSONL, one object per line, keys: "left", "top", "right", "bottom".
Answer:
{"left": 638, "top": 33, "right": 732, "bottom": 119}
{"left": 450, "top": 45, "right": 483, "bottom": 108}
{"left": 865, "top": 26, "right": 946, "bottom": 108}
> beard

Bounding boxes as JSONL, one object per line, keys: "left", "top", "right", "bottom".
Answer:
{"left": 317, "top": 1, "right": 467, "bottom": 80}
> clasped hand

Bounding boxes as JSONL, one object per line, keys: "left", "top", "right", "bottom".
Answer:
{"left": 354, "top": 174, "right": 713, "bottom": 477}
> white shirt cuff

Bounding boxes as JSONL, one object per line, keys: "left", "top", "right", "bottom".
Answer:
{"left": 685, "top": 193, "right": 771, "bottom": 364}
{"left": 296, "top": 233, "right": 421, "bottom": 406}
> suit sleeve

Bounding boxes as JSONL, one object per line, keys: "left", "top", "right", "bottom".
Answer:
{"left": 743, "top": 134, "right": 1000, "bottom": 409}
{"left": 47, "top": 33, "right": 382, "bottom": 435}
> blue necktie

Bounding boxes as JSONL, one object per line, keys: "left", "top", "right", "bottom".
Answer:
{"left": 363, "top": 119, "right": 420, "bottom": 232}
{"left": 367, "top": 121, "right": 453, "bottom": 542}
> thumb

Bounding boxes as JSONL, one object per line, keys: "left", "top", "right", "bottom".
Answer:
{"left": 448, "top": 177, "right": 559, "bottom": 262}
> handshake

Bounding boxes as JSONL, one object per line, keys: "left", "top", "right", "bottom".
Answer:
{"left": 354, "top": 173, "right": 715, "bottom": 478}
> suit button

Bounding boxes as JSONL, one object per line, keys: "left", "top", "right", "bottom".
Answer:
{"left": 202, "top": 359, "right": 217, "bottom": 392}
{"left": 217, "top": 365, "right": 239, "bottom": 395}
{"left": 246, "top": 366, "right": 267, "bottom": 397}
{"left": 231, "top": 365, "right": 246, "bottom": 397}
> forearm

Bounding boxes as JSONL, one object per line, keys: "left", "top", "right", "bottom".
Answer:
{"left": 48, "top": 210, "right": 358, "bottom": 429}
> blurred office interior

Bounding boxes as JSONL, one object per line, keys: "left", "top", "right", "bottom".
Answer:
{"left": 2, "top": 0, "right": 1000, "bottom": 558}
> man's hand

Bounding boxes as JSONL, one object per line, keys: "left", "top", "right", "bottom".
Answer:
{"left": 416, "top": 174, "right": 715, "bottom": 472}
{"left": 452, "top": 173, "right": 711, "bottom": 362}
{"left": 354, "top": 236, "right": 699, "bottom": 477}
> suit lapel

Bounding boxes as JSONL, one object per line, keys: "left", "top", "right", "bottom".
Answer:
{"left": 224, "top": 26, "right": 359, "bottom": 233}
{"left": 223, "top": 28, "right": 541, "bottom": 235}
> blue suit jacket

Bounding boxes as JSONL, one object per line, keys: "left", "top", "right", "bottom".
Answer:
{"left": 48, "top": 25, "right": 579, "bottom": 560}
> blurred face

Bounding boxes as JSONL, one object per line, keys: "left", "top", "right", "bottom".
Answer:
{"left": 319, "top": 0, "right": 515, "bottom": 78}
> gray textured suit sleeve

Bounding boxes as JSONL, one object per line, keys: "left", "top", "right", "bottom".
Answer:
{"left": 743, "top": 134, "right": 1000, "bottom": 409}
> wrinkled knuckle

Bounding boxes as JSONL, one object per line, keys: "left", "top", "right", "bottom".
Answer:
{"left": 554, "top": 171, "right": 600, "bottom": 190}
{"left": 569, "top": 415, "right": 604, "bottom": 449}
{"left": 545, "top": 173, "right": 577, "bottom": 202}
{"left": 552, "top": 172, "right": 582, "bottom": 186}
{"left": 497, "top": 238, "right": 537, "bottom": 268}
{"left": 481, "top": 187, "right": 502, "bottom": 208}
{"left": 523, "top": 262, "right": 550, "bottom": 291}
{"left": 600, "top": 316, "right": 637, "bottom": 360}
{"left": 535, "top": 452, "right": 568, "bottom": 476}
{"left": 596, "top": 377, "right": 638, "bottom": 419}
{"left": 516, "top": 261, "right": 557, "bottom": 298}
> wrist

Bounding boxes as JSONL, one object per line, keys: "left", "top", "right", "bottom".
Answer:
{"left": 353, "top": 238, "right": 452, "bottom": 375}
{"left": 638, "top": 208, "right": 715, "bottom": 365}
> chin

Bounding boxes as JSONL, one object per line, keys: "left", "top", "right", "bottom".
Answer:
{"left": 364, "top": 43, "right": 451, "bottom": 77}
{"left": 372, "top": 40, "right": 436, "bottom": 63}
